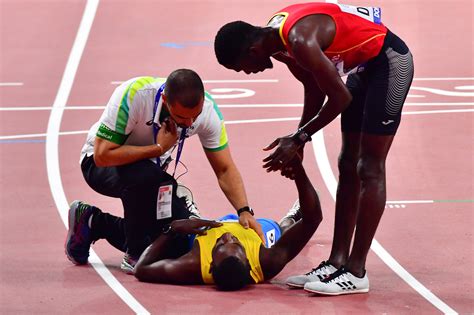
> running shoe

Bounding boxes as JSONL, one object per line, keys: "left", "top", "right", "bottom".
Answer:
{"left": 304, "top": 267, "right": 369, "bottom": 295}
{"left": 120, "top": 253, "right": 139, "bottom": 274}
{"left": 176, "top": 183, "right": 201, "bottom": 218}
{"left": 65, "top": 200, "right": 98, "bottom": 265}
{"left": 278, "top": 199, "right": 302, "bottom": 232}
{"left": 286, "top": 261, "right": 337, "bottom": 288}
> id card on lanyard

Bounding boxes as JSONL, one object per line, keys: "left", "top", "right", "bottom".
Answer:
{"left": 152, "top": 83, "right": 187, "bottom": 177}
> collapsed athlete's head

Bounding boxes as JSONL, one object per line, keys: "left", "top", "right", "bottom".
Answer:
{"left": 162, "top": 69, "right": 204, "bottom": 128}
{"left": 214, "top": 21, "right": 276, "bottom": 74}
{"left": 210, "top": 232, "right": 251, "bottom": 291}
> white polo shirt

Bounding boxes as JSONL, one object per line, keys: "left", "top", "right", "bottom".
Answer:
{"left": 80, "top": 76, "right": 228, "bottom": 166}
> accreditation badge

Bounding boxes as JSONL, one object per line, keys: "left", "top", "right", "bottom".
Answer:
{"left": 156, "top": 184, "right": 173, "bottom": 220}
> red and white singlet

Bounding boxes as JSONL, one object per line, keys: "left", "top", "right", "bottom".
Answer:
{"left": 267, "top": 3, "right": 387, "bottom": 76}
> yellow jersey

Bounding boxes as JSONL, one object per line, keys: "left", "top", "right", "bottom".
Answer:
{"left": 196, "top": 222, "right": 264, "bottom": 284}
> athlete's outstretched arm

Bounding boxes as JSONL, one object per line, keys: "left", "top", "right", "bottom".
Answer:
{"left": 134, "top": 219, "right": 221, "bottom": 284}
{"left": 260, "top": 159, "right": 322, "bottom": 279}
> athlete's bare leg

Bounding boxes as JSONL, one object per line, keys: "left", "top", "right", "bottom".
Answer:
{"left": 345, "top": 134, "right": 394, "bottom": 276}
{"left": 328, "top": 132, "right": 362, "bottom": 267}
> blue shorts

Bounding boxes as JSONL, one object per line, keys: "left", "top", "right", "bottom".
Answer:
{"left": 218, "top": 214, "right": 281, "bottom": 248}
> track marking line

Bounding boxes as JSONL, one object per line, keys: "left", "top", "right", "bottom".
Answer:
{"left": 413, "top": 77, "right": 473, "bottom": 81}
{"left": 44, "top": 1, "right": 149, "bottom": 314}
{"left": 2, "top": 103, "right": 473, "bottom": 112}
{"left": 111, "top": 79, "right": 279, "bottom": 85}
{"left": 3, "top": 108, "right": 473, "bottom": 141}
{"left": 0, "top": 82, "right": 23, "bottom": 86}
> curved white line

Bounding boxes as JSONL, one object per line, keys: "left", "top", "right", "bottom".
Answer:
{"left": 312, "top": 131, "right": 457, "bottom": 314}
{"left": 44, "top": 1, "right": 149, "bottom": 314}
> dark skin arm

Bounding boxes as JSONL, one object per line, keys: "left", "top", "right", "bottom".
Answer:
{"left": 134, "top": 219, "right": 222, "bottom": 284}
{"left": 259, "top": 158, "right": 322, "bottom": 279}
{"left": 263, "top": 15, "right": 352, "bottom": 172}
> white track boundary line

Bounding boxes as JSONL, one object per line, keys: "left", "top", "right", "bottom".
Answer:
{"left": 3, "top": 108, "right": 473, "bottom": 141}
{"left": 2, "top": 102, "right": 473, "bottom": 111}
{"left": 44, "top": 1, "right": 149, "bottom": 314}
{"left": 312, "top": 131, "right": 457, "bottom": 314}
{"left": 0, "top": 82, "right": 23, "bottom": 86}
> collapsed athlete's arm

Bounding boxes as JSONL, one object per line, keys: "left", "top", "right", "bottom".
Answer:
{"left": 134, "top": 234, "right": 201, "bottom": 284}
{"left": 134, "top": 219, "right": 221, "bottom": 284}
{"left": 259, "top": 159, "right": 322, "bottom": 279}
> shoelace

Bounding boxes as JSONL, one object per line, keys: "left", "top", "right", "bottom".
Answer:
{"left": 306, "top": 261, "right": 332, "bottom": 276}
{"left": 322, "top": 267, "right": 350, "bottom": 283}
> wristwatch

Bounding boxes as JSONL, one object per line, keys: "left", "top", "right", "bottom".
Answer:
{"left": 293, "top": 128, "right": 312, "bottom": 145}
{"left": 237, "top": 206, "right": 254, "bottom": 216}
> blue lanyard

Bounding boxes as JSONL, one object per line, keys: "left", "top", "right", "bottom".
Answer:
{"left": 153, "top": 83, "right": 187, "bottom": 176}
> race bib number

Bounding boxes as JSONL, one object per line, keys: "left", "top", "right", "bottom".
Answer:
{"left": 266, "top": 229, "right": 277, "bottom": 247}
{"left": 156, "top": 184, "right": 173, "bottom": 220}
{"left": 337, "top": 4, "right": 382, "bottom": 24}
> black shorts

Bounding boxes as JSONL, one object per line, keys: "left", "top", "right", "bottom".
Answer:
{"left": 341, "top": 29, "right": 414, "bottom": 135}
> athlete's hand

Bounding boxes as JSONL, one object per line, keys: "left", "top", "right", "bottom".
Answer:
{"left": 156, "top": 119, "right": 178, "bottom": 154}
{"left": 170, "top": 218, "right": 222, "bottom": 235}
{"left": 280, "top": 155, "right": 304, "bottom": 180}
{"left": 239, "top": 211, "right": 265, "bottom": 244}
{"left": 272, "top": 52, "right": 314, "bottom": 84}
{"left": 263, "top": 134, "right": 302, "bottom": 172}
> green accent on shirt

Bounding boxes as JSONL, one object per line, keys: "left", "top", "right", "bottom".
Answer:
{"left": 97, "top": 123, "right": 127, "bottom": 144}
{"left": 204, "top": 142, "right": 229, "bottom": 152}
{"left": 116, "top": 76, "right": 156, "bottom": 134}
{"left": 205, "top": 91, "right": 224, "bottom": 120}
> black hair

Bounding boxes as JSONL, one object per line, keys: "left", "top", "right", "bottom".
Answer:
{"left": 214, "top": 21, "right": 262, "bottom": 66}
{"left": 211, "top": 256, "right": 251, "bottom": 291}
{"left": 164, "top": 69, "right": 204, "bottom": 108}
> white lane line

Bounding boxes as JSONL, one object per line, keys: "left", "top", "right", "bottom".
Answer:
{"left": 1, "top": 102, "right": 474, "bottom": 112}
{"left": 2, "top": 130, "right": 87, "bottom": 140}
{"left": 3, "top": 77, "right": 471, "bottom": 88}
{"left": 204, "top": 79, "right": 279, "bottom": 83}
{"left": 413, "top": 77, "right": 473, "bottom": 81}
{"left": 0, "top": 82, "right": 23, "bottom": 86}
{"left": 226, "top": 117, "right": 299, "bottom": 125}
{"left": 44, "top": 1, "right": 150, "bottom": 314}
{"left": 3, "top": 108, "right": 473, "bottom": 141}
{"left": 0, "top": 106, "right": 105, "bottom": 111}
{"left": 218, "top": 102, "right": 474, "bottom": 107}
{"left": 312, "top": 132, "right": 458, "bottom": 315}
{"left": 111, "top": 79, "right": 279, "bottom": 85}
{"left": 403, "top": 109, "right": 474, "bottom": 115}
{"left": 387, "top": 200, "right": 434, "bottom": 204}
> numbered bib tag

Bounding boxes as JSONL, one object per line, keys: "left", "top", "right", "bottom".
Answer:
{"left": 337, "top": 4, "right": 382, "bottom": 25}
{"left": 157, "top": 184, "right": 173, "bottom": 220}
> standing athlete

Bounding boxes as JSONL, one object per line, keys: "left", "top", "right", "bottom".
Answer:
{"left": 214, "top": 2, "right": 414, "bottom": 295}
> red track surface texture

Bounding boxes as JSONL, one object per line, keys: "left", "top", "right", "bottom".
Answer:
{"left": 1, "top": 0, "right": 472, "bottom": 314}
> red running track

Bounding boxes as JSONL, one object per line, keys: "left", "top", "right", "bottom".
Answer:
{"left": 0, "top": 0, "right": 472, "bottom": 314}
